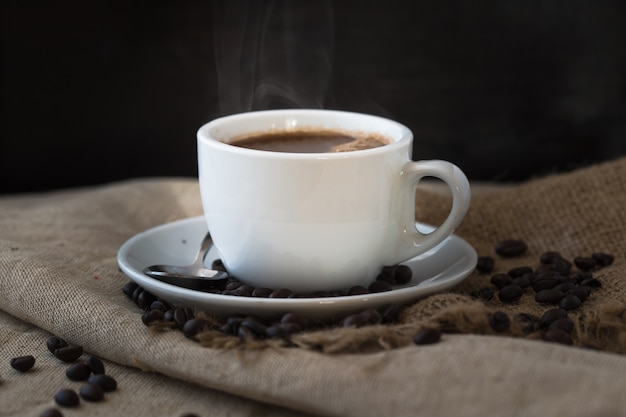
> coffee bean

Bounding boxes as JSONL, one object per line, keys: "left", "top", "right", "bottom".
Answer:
{"left": 54, "top": 344, "right": 83, "bottom": 363}
{"left": 488, "top": 311, "right": 510, "bottom": 333}
{"left": 368, "top": 280, "right": 392, "bottom": 293}
{"left": 348, "top": 285, "right": 369, "bottom": 295}
{"left": 512, "top": 273, "right": 532, "bottom": 289}
{"left": 281, "top": 312, "right": 310, "bottom": 330}
{"left": 550, "top": 258, "right": 572, "bottom": 276}
{"left": 592, "top": 252, "right": 614, "bottom": 267}
{"left": 548, "top": 317, "right": 575, "bottom": 334}
{"left": 569, "top": 286, "right": 590, "bottom": 302}
{"left": 269, "top": 288, "right": 293, "bottom": 298}
{"left": 79, "top": 383, "right": 104, "bottom": 402}
{"left": 498, "top": 284, "right": 523, "bottom": 303}
{"left": 86, "top": 356, "right": 105, "bottom": 375}
{"left": 342, "top": 313, "right": 369, "bottom": 327}
{"left": 514, "top": 313, "right": 541, "bottom": 334}
{"left": 233, "top": 284, "right": 255, "bottom": 296}
{"left": 39, "top": 408, "right": 63, "bottom": 417}
{"left": 252, "top": 287, "right": 273, "bottom": 297}
{"left": 182, "top": 318, "right": 206, "bottom": 338}
{"left": 542, "top": 329, "right": 573, "bottom": 345}
{"left": 508, "top": 266, "right": 533, "bottom": 278}
{"left": 280, "top": 322, "right": 303, "bottom": 334}
{"left": 553, "top": 282, "right": 577, "bottom": 293}
{"left": 535, "top": 289, "right": 565, "bottom": 304}
{"left": 240, "top": 317, "right": 267, "bottom": 335}
{"left": 532, "top": 277, "right": 560, "bottom": 292}
{"left": 211, "top": 258, "right": 227, "bottom": 271}
{"left": 540, "top": 308, "right": 569, "bottom": 328}
{"left": 173, "top": 307, "right": 195, "bottom": 329}
{"left": 149, "top": 300, "right": 170, "bottom": 312}
{"left": 495, "top": 239, "right": 527, "bottom": 257}
{"left": 87, "top": 374, "right": 117, "bottom": 392}
{"left": 376, "top": 269, "right": 394, "bottom": 284}
{"left": 490, "top": 274, "right": 513, "bottom": 289}
{"left": 380, "top": 304, "right": 401, "bottom": 323}
{"left": 540, "top": 251, "right": 563, "bottom": 264}
{"left": 122, "top": 281, "right": 139, "bottom": 298}
{"left": 265, "top": 325, "right": 289, "bottom": 338}
{"left": 224, "top": 280, "right": 243, "bottom": 291}
{"left": 476, "top": 256, "right": 495, "bottom": 273}
{"left": 136, "top": 289, "right": 157, "bottom": 310}
{"left": 574, "top": 256, "right": 596, "bottom": 271}
{"left": 54, "top": 389, "right": 79, "bottom": 407}
{"left": 47, "top": 336, "right": 68, "bottom": 354}
{"left": 413, "top": 328, "right": 441, "bottom": 345}
{"left": 559, "top": 294, "right": 582, "bottom": 310}
{"left": 65, "top": 362, "right": 91, "bottom": 381}
{"left": 469, "top": 287, "right": 495, "bottom": 301}
{"left": 361, "top": 309, "right": 382, "bottom": 325}
{"left": 10, "top": 355, "right": 35, "bottom": 372}
{"left": 581, "top": 277, "right": 602, "bottom": 288}
{"left": 142, "top": 309, "right": 165, "bottom": 326}
{"left": 393, "top": 265, "right": 413, "bottom": 284}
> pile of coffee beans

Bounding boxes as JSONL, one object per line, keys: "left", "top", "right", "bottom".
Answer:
{"left": 471, "top": 239, "right": 614, "bottom": 346}
{"left": 8, "top": 336, "right": 118, "bottom": 417}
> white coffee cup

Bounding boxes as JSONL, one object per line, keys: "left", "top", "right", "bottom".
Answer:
{"left": 197, "top": 109, "right": 470, "bottom": 293}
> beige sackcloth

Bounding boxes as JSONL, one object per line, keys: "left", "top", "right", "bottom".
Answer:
{"left": 1, "top": 157, "right": 626, "bottom": 416}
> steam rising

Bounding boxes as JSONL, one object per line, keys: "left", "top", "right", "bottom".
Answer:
{"left": 212, "top": 0, "right": 335, "bottom": 115}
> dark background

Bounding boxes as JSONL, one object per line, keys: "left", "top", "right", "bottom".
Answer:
{"left": 2, "top": 0, "right": 626, "bottom": 194}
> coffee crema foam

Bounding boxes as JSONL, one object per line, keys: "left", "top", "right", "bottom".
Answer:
{"left": 227, "top": 129, "right": 391, "bottom": 153}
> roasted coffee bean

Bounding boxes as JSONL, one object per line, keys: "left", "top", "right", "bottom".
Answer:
{"left": 495, "top": 239, "right": 527, "bottom": 257}
{"left": 548, "top": 317, "right": 575, "bottom": 334}
{"left": 553, "top": 282, "right": 577, "bottom": 293}
{"left": 265, "top": 325, "right": 289, "bottom": 338}
{"left": 281, "top": 312, "right": 310, "bottom": 330}
{"left": 233, "top": 284, "right": 256, "bottom": 296}
{"left": 122, "top": 281, "right": 139, "bottom": 298}
{"left": 10, "top": 355, "right": 35, "bottom": 372}
{"left": 490, "top": 274, "right": 513, "bottom": 289}
{"left": 376, "top": 269, "right": 395, "bottom": 284}
{"left": 476, "top": 256, "right": 495, "bottom": 273}
{"left": 182, "top": 318, "right": 206, "bottom": 338}
{"left": 393, "top": 265, "right": 413, "bottom": 284}
{"left": 469, "top": 287, "right": 495, "bottom": 301}
{"left": 54, "top": 389, "right": 80, "bottom": 407}
{"left": 581, "top": 277, "right": 602, "bottom": 288}
{"left": 65, "top": 362, "right": 91, "bottom": 381}
{"left": 413, "top": 328, "right": 442, "bottom": 345}
{"left": 173, "top": 307, "right": 195, "bottom": 329}
{"left": 237, "top": 325, "right": 256, "bottom": 341}
{"left": 592, "top": 252, "right": 614, "bottom": 267}
{"left": 559, "top": 294, "right": 582, "bottom": 310}
{"left": 240, "top": 317, "right": 267, "bottom": 335}
{"left": 361, "top": 309, "right": 382, "bottom": 325}
{"left": 280, "top": 322, "right": 303, "bottom": 334}
{"left": 540, "top": 308, "right": 569, "bottom": 328}
{"left": 532, "top": 277, "right": 560, "bottom": 292}
{"left": 572, "top": 271, "right": 593, "bottom": 283}
{"left": 508, "top": 266, "right": 533, "bottom": 278}
{"left": 252, "top": 287, "right": 273, "bottom": 297}
{"left": 136, "top": 289, "right": 157, "bottom": 310}
{"left": 86, "top": 356, "right": 105, "bottom": 375}
{"left": 348, "top": 285, "right": 369, "bottom": 295}
{"left": 512, "top": 274, "right": 532, "bottom": 289}
{"left": 88, "top": 374, "right": 117, "bottom": 392}
{"left": 368, "top": 280, "right": 392, "bottom": 293}
{"left": 488, "top": 311, "right": 510, "bottom": 333}
{"left": 149, "top": 300, "right": 170, "bottom": 312}
{"left": 54, "top": 344, "right": 83, "bottom": 363}
{"left": 163, "top": 309, "right": 175, "bottom": 322}
{"left": 79, "top": 383, "right": 104, "bottom": 402}
{"left": 47, "top": 336, "right": 68, "bottom": 354}
{"left": 535, "top": 289, "right": 565, "bottom": 305}
{"left": 574, "top": 256, "right": 596, "bottom": 271}
{"left": 540, "top": 251, "right": 562, "bottom": 264}
{"left": 39, "top": 408, "right": 63, "bottom": 417}
{"left": 569, "top": 286, "right": 590, "bottom": 302}
{"left": 224, "top": 280, "right": 243, "bottom": 291}
{"left": 142, "top": 309, "right": 165, "bottom": 326}
{"left": 551, "top": 258, "right": 572, "bottom": 276}
{"left": 342, "top": 313, "right": 369, "bottom": 328}
{"left": 269, "top": 288, "right": 293, "bottom": 298}
{"left": 542, "top": 329, "right": 573, "bottom": 345}
{"left": 498, "top": 284, "right": 523, "bottom": 303}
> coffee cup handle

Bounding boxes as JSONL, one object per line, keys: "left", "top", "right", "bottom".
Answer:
{"left": 399, "top": 159, "right": 471, "bottom": 254}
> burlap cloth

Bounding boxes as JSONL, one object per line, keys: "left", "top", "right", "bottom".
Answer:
{"left": 2, "top": 157, "right": 626, "bottom": 416}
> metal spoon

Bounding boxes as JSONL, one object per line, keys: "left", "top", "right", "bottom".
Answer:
{"left": 142, "top": 232, "right": 228, "bottom": 290}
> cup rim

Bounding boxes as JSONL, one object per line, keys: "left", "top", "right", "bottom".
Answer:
{"left": 197, "top": 109, "right": 412, "bottom": 159}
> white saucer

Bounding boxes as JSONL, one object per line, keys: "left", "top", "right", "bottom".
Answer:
{"left": 117, "top": 216, "right": 477, "bottom": 321}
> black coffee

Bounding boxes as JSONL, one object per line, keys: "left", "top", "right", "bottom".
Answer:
{"left": 229, "top": 130, "right": 391, "bottom": 153}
